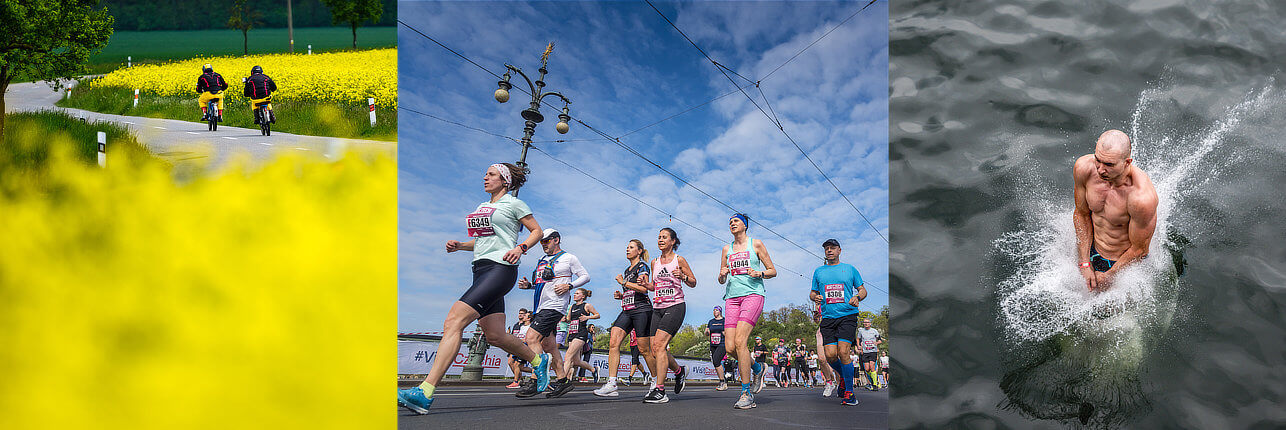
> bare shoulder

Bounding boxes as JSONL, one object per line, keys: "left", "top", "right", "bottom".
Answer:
{"left": 752, "top": 238, "right": 767, "bottom": 250}
{"left": 1073, "top": 154, "right": 1095, "bottom": 181}
{"left": 1129, "top": 167, "right": 1159, "bottom": 214}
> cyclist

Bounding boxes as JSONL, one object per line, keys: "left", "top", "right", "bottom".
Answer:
{"left": 243, "top": 65, "right": 277, "bottom": 124}
{"left": 195, "top": 64, "right": 227, "bottom": 122}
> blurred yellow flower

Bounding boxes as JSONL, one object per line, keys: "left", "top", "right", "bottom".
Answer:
{"left": 0, "top": 139, "right": 395, "bottom": 429}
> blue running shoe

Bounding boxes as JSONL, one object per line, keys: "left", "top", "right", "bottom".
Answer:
{"left": 534, "top": 353, "right": 552, "bottom": 392}
{"left": 841, "top": 390, "right": 859, "bottom": 406}
{"left": 398, "top": 387, "right": 433, "bottom": 415}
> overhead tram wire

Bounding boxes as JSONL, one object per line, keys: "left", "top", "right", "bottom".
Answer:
{"left": 645, "top": 0, "right": 889, "bottom": 245}
{"left": 396, "top": 20, "right": 848, "bottom": 265}
{"left": 397, "top": 20, "right": 885, "bottom": 287}
{"left": 400, "top": 104, "right": 812, "bottom": 280}
{"left": 759, "top": 0, "right": 880, "bottom": 83}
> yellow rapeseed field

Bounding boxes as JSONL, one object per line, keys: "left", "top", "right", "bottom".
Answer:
{"left": 0, "top": 137, "right": 395, "bottom": 429}
{"left": 92, "top": 49, "right": 397, "bottom": 108}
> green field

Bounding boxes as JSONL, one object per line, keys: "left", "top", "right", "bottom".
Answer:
{"left": 56, "top": 80, "right": 397, "bottom": 142}
{"left": 88, "top": 27, "right": 396, "bottom": 74}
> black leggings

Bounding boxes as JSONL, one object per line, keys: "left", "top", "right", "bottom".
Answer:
{"left": 710, "top": 343, "right": 727, "bottom": 368}
{"left": 458, "top": 259, "right": 518, "bottom": 316}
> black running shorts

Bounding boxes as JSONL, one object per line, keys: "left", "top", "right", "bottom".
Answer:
{"left": 648, "top": 303, "right": 686, "bottom": 337}
{"left": 819, "top": 313, "right": 860, "bottom": 346}
{"left": 458, "top": 260, "right": 518, "bottom": 316}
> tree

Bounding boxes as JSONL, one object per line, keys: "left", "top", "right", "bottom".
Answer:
{"left": 0, "top": 0, "right": 113, "bottom": 138}
{"left": 321, "top": 0, "right": 383, "bottom": 49}
{"left": 227, "top": 0, "right": 264, "bottom": 56}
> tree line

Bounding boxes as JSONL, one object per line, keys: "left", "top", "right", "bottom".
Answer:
{"left": 100, "top": 0, "right": 395, "bottom": 31}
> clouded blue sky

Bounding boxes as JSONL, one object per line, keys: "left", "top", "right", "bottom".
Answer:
{"left": 398, "top": 0, "right": 888, "bottom": 333}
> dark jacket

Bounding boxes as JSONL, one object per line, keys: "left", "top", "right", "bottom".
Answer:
{"left": 243, "top": 73, "right": 277, "bottom": 99}
{"left": 196, "top": 72, "right": 228, "bottom": 94}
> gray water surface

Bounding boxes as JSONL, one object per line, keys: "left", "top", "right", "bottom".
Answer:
{"left": 890, "top": 1, "right": 1286, "bottom": 428}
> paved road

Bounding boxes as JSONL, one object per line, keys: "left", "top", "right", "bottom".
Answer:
{"left": 398, "top": 383, "right": 887, "bottom": 429}
{"left": 4, "top": 80, "right": 394, "bottom": 166}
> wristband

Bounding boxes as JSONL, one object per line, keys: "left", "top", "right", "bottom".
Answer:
{"left": 1079, "top": 262, "right": 1091, "bottom": 269}
{"left": 519, "top": 243, "right": 529, "bottom": 253}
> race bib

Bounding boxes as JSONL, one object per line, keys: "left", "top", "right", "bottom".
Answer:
{"left": 863, "top": 339, "right": 877, "bottom": 352}
{"left": 824, "top": 283, "right": 846, "bottom": 304}
{"left": 655, "top": 287, "right": 678, "bottom": 299}
{"left": 710, "top": 333, "right": 722, "bottom": 344}
{"left": 569, "top": 320, "right": 580, "bottom": 334}
{"left": 622, "top": 293, "right": 636, "bottom": 310}
{"left": 466, "top": 207, "right": 496, "bottom": 237}
{"left": 728, "top": 251, "right": 751, "bottom": 275}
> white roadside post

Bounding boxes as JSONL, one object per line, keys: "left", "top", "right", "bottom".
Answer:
{"left": 368, "top": 98, "right": 376, "bottom": 127}
{"left": 97, "top": 132, "right": 107, "bottom": 167}
{"left": 133, "top": 89, "right": 139, "bottom": 108}
{"left": 127, "top": 56, "right": 131, "bottom": 67}
{"left": 308, "top": 45, "right": 312, "bottom": 55}
{"left": 65, "top": 89, "right": 70, "bottom": 100}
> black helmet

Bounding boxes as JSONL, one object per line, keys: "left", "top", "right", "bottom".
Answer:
{"left": 202, "top": 63, "right": 213, "bottom": 73}
{"left": 251, "top": 65, "right": 263, "bottom": 75}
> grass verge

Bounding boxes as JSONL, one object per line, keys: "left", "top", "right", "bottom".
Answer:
{"left": 57, "top": 80, "right": 397, "bottom": 141}
{"left": 2, "top": 110, "right": 153, "bottom": 172}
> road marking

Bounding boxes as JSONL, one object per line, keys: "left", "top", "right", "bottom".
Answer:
{"left": 222, "top": 137, "right": 238, "bottom": 140}
{"left": 257, "top": 142, "right": 272, "bottom": 146}
{"left": 186, "top": 132, "right": 200, "bottom": 135}
{"left": 153, "top": 126, "right": 167, "bottom": 130}
{"left": 123, "top": 121, "right": 134, "bottom": 124}
{"left": 294, "top": 147, "right": 309, "bottom": 151}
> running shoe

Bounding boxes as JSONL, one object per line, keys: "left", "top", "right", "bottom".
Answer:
{"left": 593, "top": 380, "right": 619, "bottom": 397}
{"left": 841, "top": 391, "right": 859, "bottom": 406}
{"left": 753, "top": 366, "right": 766, "bottom": 394}
{"left": 506, "top": 381, "right": 521, "bottom": 389}
{"left": 822, "top": 381, "right": 836, "bottom": 397}
{"left": 592, "top": 368, "right": 599, "bottom": 384}
{"left": 620, "top": 378, "right": 631, "bottom": 386}
{"left": 643, "top": 388, "right": 669, "bottom": 404}
{"left": 516, "top": 380, "right": 541, "bottom": 398}
{"left": 533, "top": 353, "right": 552, "bottom": 392}
{"left": 715, "top": 381, "right": 728, "bottom": 391}
{"left": 645, "top": 375, "right": 654, "bottom": 387}
{"left": 674, "top": 366, "right": 687, "bottom": 394}
{"left": 733, "top": 392, "right": 756, "bottom": 410}
{"left": 398, "top": 387, "right": 433, "bottom": 415}
{"left": 547, "top": 378, "right": 575, "bottom": 398}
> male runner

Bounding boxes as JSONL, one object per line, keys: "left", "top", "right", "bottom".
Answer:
{"left": 1074, "top": 130, "right": 1159, "bottom": 291}
{"left": 506, "top": 309, "right": 532, "bottom": 388}
{"left": 515, "top": 228, "right": 590, "bottom": 398}
{"left": 810, "top": 238, "right": 866, "bottom": 406}
{"left": 856, "top": 318, "right": 882, "bottom": 390}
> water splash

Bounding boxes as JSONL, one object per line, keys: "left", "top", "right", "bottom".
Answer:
{"left": 994, "top": 81, "right": 1279, "bottom": 427}
{"left": 997, "top": 80, "right": 1276, "bottom": 344}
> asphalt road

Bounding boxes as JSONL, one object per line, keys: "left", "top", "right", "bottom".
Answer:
{"left": 398, "top": 383, "right": 887, "bottom": 430}
{"left": 4, "top": 80, "right": 394, "bottom": 167}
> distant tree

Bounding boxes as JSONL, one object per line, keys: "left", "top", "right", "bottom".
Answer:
{"left": 321, "top": 0, "right": 383, "bottom": 49}
{"left": 227, "top": 0, "right": 263, "bottom": 55}
{"left": 0, "top": 0, "right": 113, "bottom": 138}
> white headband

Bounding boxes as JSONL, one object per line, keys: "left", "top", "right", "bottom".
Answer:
{"left": 490, "top": 163, "right": 512, "bottom": 188}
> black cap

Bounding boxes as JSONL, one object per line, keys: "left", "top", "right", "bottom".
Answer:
{"left": 822, "top": 238, "right": 840, "bottom": 248}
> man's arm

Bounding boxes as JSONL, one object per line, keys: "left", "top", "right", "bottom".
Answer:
{"left": 1103, "top": 189, "right": 1158, "bottom": 277}
{"left": 1072, "top": 156, "right": 1098, "bottom": 290}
